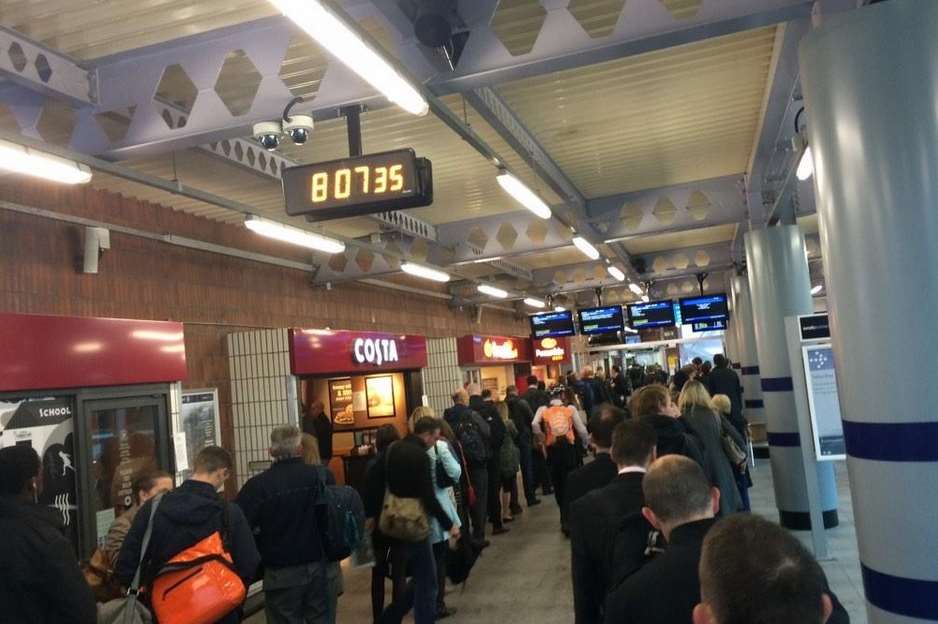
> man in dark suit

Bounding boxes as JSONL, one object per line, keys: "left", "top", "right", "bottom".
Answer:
{"left": 469, "top": 384, "right": 509, "bottom": 535}
{"left": 610, "top": 365, "right": 631, "bottom": 408}
{"left": 565, "top": 406, "right": 626, "bottom": 523}
{"left": 704, "top": 354, "right": 746, "bottom": 437}
{"left": 603, "top": 455, "right": 719, "bottom": 624}
{"left": 523, "top": 376, "right": 553, "bottom": 496}
{"left": 569, "top": 420, "right": 657, "bottom": 624}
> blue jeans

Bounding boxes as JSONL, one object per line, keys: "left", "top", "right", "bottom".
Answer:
{"left": 379, "top": 539, "right": 438, "bottom": 624}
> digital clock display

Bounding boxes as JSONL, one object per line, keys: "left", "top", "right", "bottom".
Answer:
{"left": 282, "top": 148, "right": 433, "bottom": 220}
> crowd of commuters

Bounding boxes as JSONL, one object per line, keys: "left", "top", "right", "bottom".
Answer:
{"left": 0, "top": 355, "right": 847, "bottom": 624}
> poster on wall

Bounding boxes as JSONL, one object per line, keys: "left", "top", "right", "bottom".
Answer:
{"left": 329, "top": 378, "right": 355, "bottom": 425}
{"left": 365, "top": 375, "right": 395, "bottom": 419}
{"left": 0, "top": 396, "right": 79, "bottom": 549}
{"left": 179, "top": 390, "right": 221, "bottom": 481}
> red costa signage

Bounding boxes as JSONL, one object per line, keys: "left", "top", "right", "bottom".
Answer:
{"left": 531, "top": 336, "right": 570, "bottom": 365}
{"left": 289, "top": 328, "right": 428, "bottom": 375}
{"left": 457, "top": 335, "right": 531, "bottom": 365}
{"left": 0, "top": 313, "right": 187, "bottom": 392}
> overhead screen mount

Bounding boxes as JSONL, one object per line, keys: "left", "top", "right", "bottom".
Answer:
{"left": 282, "top": 148, "right": 434, "bottom": 221}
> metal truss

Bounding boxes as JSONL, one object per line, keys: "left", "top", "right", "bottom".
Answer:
{"left": 0, "top": 27, "right": 92, "bottom": 107}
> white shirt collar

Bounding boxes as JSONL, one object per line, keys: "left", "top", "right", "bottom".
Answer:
{"left": 618, "top": 466, "right": 647, "bottom": 475}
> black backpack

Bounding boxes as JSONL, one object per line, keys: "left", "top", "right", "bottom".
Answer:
{"left": 455, "top": 411, "right": 488, "bottom": 465}
{"left": 317, "top": 484, "right": 365, "bottom": 562}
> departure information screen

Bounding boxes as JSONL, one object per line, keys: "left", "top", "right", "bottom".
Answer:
{"left": 578, "top": 306, "right": 624, "bottom": 335}
{"left": 679, "top": 294, "right": 728, "bottom": 324}
{"left": 283, "top": 148, "right": 433, "bottom": 220}
{"left": 529, "top": 311, "right": 576, "bottom": 338}
{"left": 627, "top": 300, "right": 676, "bottom": 328}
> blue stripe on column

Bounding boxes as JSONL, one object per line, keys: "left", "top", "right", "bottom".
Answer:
{"left": 767, "top": 432, "right": 800, "bottom": 447}
{"left": 761, "top": 377, "right": 794, "bottom": 392}
{"left": 741, "top": 366, "right": 760, "bottom": 375}
{"left": 745, "top": 399, "right": 764, "bottom": 409}
{"left": 862, "top": 564, "right": 938, "bottom": 620}
{"left": 843, "top": 420, "right": 938, "bottom": 462}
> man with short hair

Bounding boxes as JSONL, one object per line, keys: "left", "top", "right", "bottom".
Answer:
{"left": 565, "top": 405, "right": 626, "bottom": 520}
{"left": 117, "top": 446, "right": 259, "bottom": 624}
{"left": 472, "top": 385, "right": 509, "bottom": 535}
{"left": 570, "top": 421, "right": 657, "bottom": 624}
{"left": 506, "top": 385, "right": 540, "bottom": 509}
{"left": 444, "top": 387, "right": 491, "bottom": 543}
{"left": 610, "top": 365, "right": 631, "bottom": 408}
{"left": 0, "top": 445, "right": 96, "bottom": 624}
{"left": 694, "top": 514, "right": 838, "bottom": 624}
{"left": 705, "top": 354, "right": 746, "bottom": 437}
{"left": 236, "top": 425, "right": 332, "bottom": 624}
{"left": 522, "top": 376, "right": 552, "bottom": 496}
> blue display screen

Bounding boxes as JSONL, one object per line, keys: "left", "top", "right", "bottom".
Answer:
{"left": 529, "top": 310, "right": 576, "bottom": 338}
{"left": 679, "top": 294, "right": 728, "bottom": 324}
{"left": 692, "top": 319, "right": 727, "bottom": 332}
{"left": 627, "top": 300, "right": 676, "bottom": 328}
{"left": 577, "top": 305, "right": 624, "bottom": 335}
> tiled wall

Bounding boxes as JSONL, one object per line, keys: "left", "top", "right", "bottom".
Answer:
{"left": 422, "top": 337, "right": 463, "bottom": 417}
{"left": 227, "top": 328, "right": 298, "bottom": 488}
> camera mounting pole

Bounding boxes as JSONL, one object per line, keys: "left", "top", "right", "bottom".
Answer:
{"left": 342, "top": 105, "right": 364, "bottom": 157}
{"left": 696, "top": 272, "right": 709, "bottom": 296}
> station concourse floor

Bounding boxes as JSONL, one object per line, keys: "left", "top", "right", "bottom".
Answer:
{"left": 245, "top": 460, "right": 867, "bottom": 624}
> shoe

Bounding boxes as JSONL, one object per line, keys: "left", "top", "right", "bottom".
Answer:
{"left": 437, "top": 606, "right": 457, "bottom": 619}
{"left": 472, "top": 539, "right": 491, "bottom": 550}
{"left": 527, "top": 498, "right": 542, "bottom": 507}
{"left": 493, "top": 527, "right": 510, "bottom": 535}
{"left": 503, "top": 516, "right": 514, "bottom": 523}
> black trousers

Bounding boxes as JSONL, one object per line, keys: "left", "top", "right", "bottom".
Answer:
{"left": 487, "top": 459, "right": 503, "bottom": 529}
{"left": 518, "top": 438, "right": 538, "bottom": 503}
{"left": 533, "top": 446, "right": 553, "bottom": 493}
{"left": 432, "top": 540, "right": 448, "bottom": 610}
{"left": 548, "top": 442, "right": 578, "bottom": 530}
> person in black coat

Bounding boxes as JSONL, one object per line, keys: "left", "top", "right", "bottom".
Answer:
{"left": 470, "top": 385, "right": 509, "bottom": 535}
{"left": 116, "top": 447, "right": 260, "bottom": 624}
{"left": 610, "top": 365, "right": 631, "bottom": 408}
{"left": 364, "top": 425, "right": 402, "bottom": 623}
{"left": 506, "top": 385, "right": 540, "bottom": 507}
{"left": 704, "top": 354, "right": 746, "bottom": 437}
{"left": 695, "top": 514, "right": 850, "bottom": 624}
{"left": 302, "top": 400, "right": 334, "bottom": 462}
{"left": 565, "top": 406, "right": 626, "bottom": 523}
{"left": 522, "top": 376, "right": 553, "bottom": 496}
{"left": 570, "top": 420, "right": 658, "bottom": 624}
{"left": 633, "top": 384, "right": 708, "bottom": 471}
{"left": 0, "top": 445, "right": 96, "bottom": 624}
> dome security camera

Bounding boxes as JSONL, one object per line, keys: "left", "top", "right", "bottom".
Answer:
{"left": 253, "top": 121, "right": 282, "bottom": 151}
{"left": 283, "top": 114, "right": 314, "bottom": 145}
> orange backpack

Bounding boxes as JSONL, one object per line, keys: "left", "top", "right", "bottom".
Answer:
{"left": 544, "top": 405, "right": 575, "bottom": 447}
{"left": 149, "top": 525, "right": 246, "bottom": 624}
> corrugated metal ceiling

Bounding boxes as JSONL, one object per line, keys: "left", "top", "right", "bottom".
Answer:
{"left": 497, "top": 26, "right": 778, "bottom": 198}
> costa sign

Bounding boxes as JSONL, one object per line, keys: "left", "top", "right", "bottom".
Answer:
{"left": 290, "top": 329, "right": 427, "bottom": 375}
{"left": 353, "top": 337, "right": 399, "bottom": 366}
{"left": 532, "top": 336, "right": 570, "bottom": 365}
{"left": 457, "top": 335, "right": 531, "bottom": 365}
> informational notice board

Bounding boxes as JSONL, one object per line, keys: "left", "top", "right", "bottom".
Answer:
{"left": 178, "top": 389, "right": 221, "bottom": 481}
{"left": 801, "top": 344, "right": 846, "bottom": 461}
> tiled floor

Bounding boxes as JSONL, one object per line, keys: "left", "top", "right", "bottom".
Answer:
{"left": 246, "top": 459, "right": 869, "bottom": 623}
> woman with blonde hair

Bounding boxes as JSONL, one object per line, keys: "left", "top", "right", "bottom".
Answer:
{"left": 712, "top": 393, "right": 753, "bottom": 511}
{"left": 678, "top": 380, "right": 743, "bottom": 515}
{"left": 495, "top": 401, "right": 521, "bottom": 523}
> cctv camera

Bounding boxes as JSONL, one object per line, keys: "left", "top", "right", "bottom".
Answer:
{"left": 283, "top": 114, "right": 314, "bottom": 145}
{"left": 253, "top": 121, "right": 282, "bottom": 151}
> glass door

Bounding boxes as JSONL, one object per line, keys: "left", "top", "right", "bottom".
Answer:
{"left": 80, "top": 396, "right": 170, "bottom": 553}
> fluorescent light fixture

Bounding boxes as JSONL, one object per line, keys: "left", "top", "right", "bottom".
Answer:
{"left": 607, "top": 266, "right": 625, "bottom": 282}
{"left": 641, "top": 295, "right": 650, "bottom": 303}
{"left": 496, "top": 172, "right": 552, "bottom": 219}
{"left": 477, "top": 284, "right": 509, "bottom": 299}
{"left": 523, "top": 297, "right": 546, "bottom": 309}
{"left": 623, "top": 326, "right": 638, "bottom": 334}
{"left": 811, "top": 284, "right": 823, "bottom": 295}
{"left": 471, "top": 256, "right": 502, "bottom": 264}
{"left": 797, "top": 146, "right": 814, "bottom": 181}
{"left": 572, "top": 236, "right": 600, "bottom": 260}
{"left": 245, "top": 216, "right": 345, "bottom": 254}
{"left": 401, "top": 262, "right": 450, "bottom": 282}
{"left": 0, "top": 139, "right": 91, "bottom": 184}
{"left": 269, "top": 0, "right": 428, "bottom": 116}
{"left": 628, "top": 282, "right": 643, "bottom": 296}
{"left": 554, "top": 306, "right": 566, "bottom": 312}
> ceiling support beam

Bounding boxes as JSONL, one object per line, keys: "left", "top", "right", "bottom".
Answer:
{"left": 0, "top": 27, "right": 93, "bottom": 106}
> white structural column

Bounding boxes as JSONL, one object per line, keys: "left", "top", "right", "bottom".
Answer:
{"left": 801, "top": 1, "right": 938, "bottom": 621}
{"left": 730, "top": 274, "right": 765, "bottom": 431}
{"left": 744, "top": 225, "right": 838, "bottom": 530}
